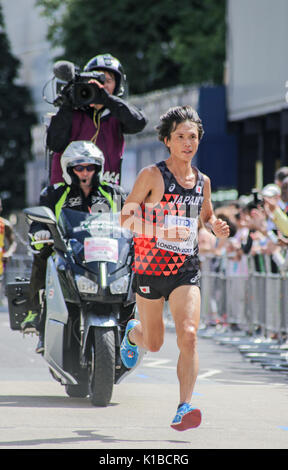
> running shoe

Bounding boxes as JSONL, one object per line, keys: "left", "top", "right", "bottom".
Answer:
{"left": 120, "top": 319, "right": 139, "bottom": 369}
{"left": 170, "top": 403, "right": 202, "bottom": 431}
{"left": 21, "top": 311, "right": 38, "bottom": 334}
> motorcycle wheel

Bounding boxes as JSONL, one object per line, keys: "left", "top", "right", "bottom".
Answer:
{"left": 89, "top": 327, "right": 115, "bottom": 407}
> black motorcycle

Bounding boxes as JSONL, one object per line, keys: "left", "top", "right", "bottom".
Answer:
{"left": 7, "top": 206, "right": 139, "bottom": 406}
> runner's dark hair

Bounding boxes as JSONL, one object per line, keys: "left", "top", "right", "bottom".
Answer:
{"left": 156, "top": 105, "right": 204, "bottom": 143}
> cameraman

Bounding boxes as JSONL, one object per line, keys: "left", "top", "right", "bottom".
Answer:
{"left": 47, "top": 53, "right": 147, "bottom": 185}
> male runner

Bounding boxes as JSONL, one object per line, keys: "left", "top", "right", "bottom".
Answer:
{"left": 120, "top": 105, "right": 230, "bottom": 431}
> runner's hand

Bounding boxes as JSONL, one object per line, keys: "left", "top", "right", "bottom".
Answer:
{"left": 212, "top": 219, "right": 230, "bottom": 238}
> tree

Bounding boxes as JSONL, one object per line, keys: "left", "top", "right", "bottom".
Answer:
{"left": 36, "top": 0, "right": 226, "bottom": 95}
{"left": 0, "top": 3, "right": 36, "bottom": 212}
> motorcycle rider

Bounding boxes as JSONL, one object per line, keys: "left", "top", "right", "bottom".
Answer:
{"left": 47, "top": 53, "right": 147, "bottom": 185}
{"left": 21, "top": 140, "right": 126, "bottom": 352}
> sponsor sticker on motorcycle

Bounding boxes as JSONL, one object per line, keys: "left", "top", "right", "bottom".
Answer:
{"left": 84, "top": 237, "right": 118, "bottom": 263}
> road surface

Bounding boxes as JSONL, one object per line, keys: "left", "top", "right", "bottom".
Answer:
{"left": 0, "top": 304, "right": 287, "bottom": 450}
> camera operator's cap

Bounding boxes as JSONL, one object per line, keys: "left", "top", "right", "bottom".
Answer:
{"left": 61, "top": 140, "right": 104, "bottom": 185}
{"left": 83, "top": 53, "right": 126, "bottom": 97}
{"left": 261, "top": 184, "right": 281, "bottom": 198}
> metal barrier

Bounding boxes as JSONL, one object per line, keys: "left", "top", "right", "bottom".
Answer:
{"left": 200, "top": 257, "right": 226, "bottom": 326}
{"left": 200, "top": 253, "right": 288, "bottom": 339}
{"left": 4, "top": 254, "right": 33, "bottom": 284}
{"left": 0, "top": 254, "right": 32, "bottom": 304}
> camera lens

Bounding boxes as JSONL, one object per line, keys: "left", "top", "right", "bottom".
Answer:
{"left": 80, "top": 86, "right": 93, "bottom": 99}
{"left": 73, "top": 83, "right": 99, "bottom": 106}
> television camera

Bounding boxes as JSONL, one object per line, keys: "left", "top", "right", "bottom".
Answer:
{"left": 53, "top": 60, "right": 106, "bottom": 107}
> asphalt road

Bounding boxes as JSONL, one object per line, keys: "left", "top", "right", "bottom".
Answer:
{"left": 0, "top": 303, "right": 287, "bottom": 451}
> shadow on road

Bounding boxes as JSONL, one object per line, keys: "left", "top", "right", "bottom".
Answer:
{"left": 0, "top": 394, "right": 120, "bottom": 408}
{"left": 0, "top": 427, "right": 190, "bottom": 448}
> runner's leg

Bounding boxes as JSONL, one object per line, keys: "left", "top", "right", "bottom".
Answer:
{"left": 129, "top": 294, "right": 165, "bottom": 352}
{"left": 168, "top": 285, "right": 201, "bottom": 404}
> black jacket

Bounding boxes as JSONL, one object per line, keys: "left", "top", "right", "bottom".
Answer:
{"left": 30, "top": 180, "right": 126, "bottom": 236}
{"left": 47, "top": 89, "right": 147, "bottom": 153}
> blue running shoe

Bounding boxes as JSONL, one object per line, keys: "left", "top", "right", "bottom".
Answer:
{"left": 170, "top": 403, "right": 202, "bottom": 431}
{"left": 120, "top": 319, "right": 139, "bottom": 369}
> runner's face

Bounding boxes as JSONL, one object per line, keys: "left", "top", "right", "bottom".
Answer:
{"left": 164, "top": 121, "right": 199, "bottom": 161}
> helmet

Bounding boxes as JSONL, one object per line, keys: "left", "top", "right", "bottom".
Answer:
{"left": 61, "top": 141, "right": 104, "bottom": 185}
{"left": 83, "top": 53, "right": 126, "bottom": 97}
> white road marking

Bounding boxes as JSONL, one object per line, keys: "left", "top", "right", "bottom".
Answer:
{"left": 143, "top": 359, "right": 223, "bottom": 380}
{"left": 198, "top": 369, "right": 222, "bottom": 380}
{"left": 143, "top": 358, "right": 174, "bottom": 369}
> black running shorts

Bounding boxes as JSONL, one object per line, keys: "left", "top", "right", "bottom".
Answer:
{"left": 135, "top": 270, "right": 201, "bottom": 301}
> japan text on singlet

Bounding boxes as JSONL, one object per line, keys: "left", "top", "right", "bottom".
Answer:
{"left": 133, "top": 161, "right": 204, "bottom": 276}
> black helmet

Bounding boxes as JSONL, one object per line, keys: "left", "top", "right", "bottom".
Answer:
{"left": 83, "top": 53, "right": 126, "bottom": 97}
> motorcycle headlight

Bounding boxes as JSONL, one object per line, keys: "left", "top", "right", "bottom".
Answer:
{"left": 110, "top": 274, "right": 129, "bottom": 295}
{"left": 75, "top": 275, "right": 98, "bottom": 294}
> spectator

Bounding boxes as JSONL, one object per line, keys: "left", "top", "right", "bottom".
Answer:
{"left": 274, "top": 166, "right": 288, "bottom": 188}
{"left": 0, "top": 198, "right": 17, "bottom": 279}
{"left": 198, "top": 219, "right": 216, "bottom": 256}
{"left": 263, "top": 183, "right": 288, "bottom": 238}
{"left": 261, "top": 183, "right": 281, "bottom": 231}
{"left": 0, "top": 198, "right": 17, "bottom": 300}
{"left": 279, "top": 176, "right": 288, "bottom": 214}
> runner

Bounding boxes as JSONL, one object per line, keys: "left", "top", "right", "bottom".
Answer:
{"left": 119, "top": 105, "right": 230, "bottom": 431}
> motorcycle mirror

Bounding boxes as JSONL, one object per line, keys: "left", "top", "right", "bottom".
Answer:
{"left": 23, "top": 206, "right": 57, "bottom": 225}
{"left": 24, "top": 206, "right": 68, "bottom": 254}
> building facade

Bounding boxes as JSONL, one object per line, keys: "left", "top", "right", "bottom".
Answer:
{"left": 226, "top": 0, "right": 288, "bottom": 195}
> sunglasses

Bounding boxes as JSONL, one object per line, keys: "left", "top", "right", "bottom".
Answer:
{"left": 73, "top": 164, "right": 96, "bottom": 172}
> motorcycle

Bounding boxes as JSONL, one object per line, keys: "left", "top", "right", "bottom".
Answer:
{"left": 7, "top": 206, "right": 140, "bottom": 407}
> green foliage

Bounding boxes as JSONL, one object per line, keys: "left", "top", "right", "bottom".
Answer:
{"left": 0, "top": 4, "right": 37, "bottom": 211}
{"left": 36, "top": 0, "right": 226, "bottom": 94}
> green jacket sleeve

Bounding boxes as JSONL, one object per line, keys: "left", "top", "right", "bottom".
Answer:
{"left": 272, "top": 207, "right": 288, "bottom": 236}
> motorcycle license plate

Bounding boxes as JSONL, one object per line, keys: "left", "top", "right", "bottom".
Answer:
{"left": 84, "top": 237, "right": 118, "bottom": 263}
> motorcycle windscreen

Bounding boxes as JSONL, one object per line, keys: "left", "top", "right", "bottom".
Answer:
{"left": 58, "top": 208, "right": 133, "bottom": 275}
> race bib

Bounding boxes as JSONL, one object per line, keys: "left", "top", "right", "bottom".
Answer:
{"left": 156, "top": 215, "right": 198, "bottom": 255}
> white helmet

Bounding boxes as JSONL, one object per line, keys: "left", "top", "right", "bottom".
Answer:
{"left": 61, "top": 141, "right": 105, "bottom": 185}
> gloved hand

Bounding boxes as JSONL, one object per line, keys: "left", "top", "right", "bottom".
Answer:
{"left": 34, "top": 230, "right": 51, "bottom": 241}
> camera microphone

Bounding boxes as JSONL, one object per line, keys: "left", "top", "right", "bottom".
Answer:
{"left": 52, "top": 61, "right": 105, "bottom": 107}
{"left": 53, "top": 60, "right": 75, "bottom": 82}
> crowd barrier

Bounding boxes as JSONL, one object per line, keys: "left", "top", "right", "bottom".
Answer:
{"left": 0, "top": 254, "right": 32, "bottom": 305}
{"left": 4, "top": 254, "right": 33, "bottom": 285}
{"left": 199, "top": 253, "right": 288, "bottom": 339}
{"left": 198, "top": 252, "right": 288, "bottom": 376}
